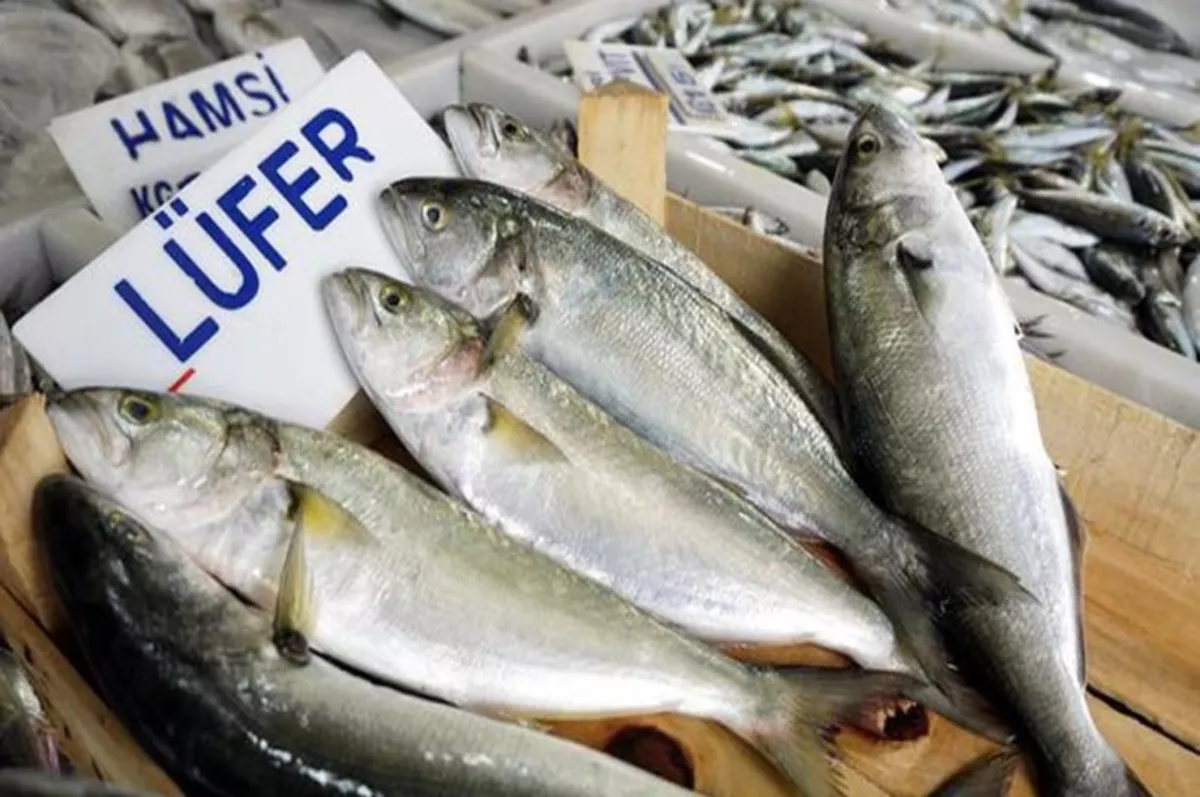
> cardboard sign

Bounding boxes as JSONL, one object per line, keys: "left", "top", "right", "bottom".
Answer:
{"left": 18, "top": 52, "right": 459, "bottom": 429}
{"left": 49, "top": 39, "right": 325, "bottom": 231}
{"left": 563, "top": 41, "right": 735, "bottom": 137}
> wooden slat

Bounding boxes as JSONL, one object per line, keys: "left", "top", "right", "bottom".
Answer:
{"left": 578, "top": 80, "right": 669, "bottom": 226}
{"left": 0, "top": 584, "right": 180, "bottom": 794}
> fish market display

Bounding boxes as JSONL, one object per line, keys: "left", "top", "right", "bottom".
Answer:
{"left": 824, "top": 102, "right": 1146, "bottom": 795}
{"left": 324, "top": 268, "right": 919, "bottom": 680}
{"left": 378, "top": 175, "right": 1037, "bottom": 743}
{"left": 575, "top": 0, "right": 1200, "bottom": 360}
{"left": 47, "top": 388, "right": 910, "bottom": 797}
{"left": 36, "top": 474, "right": 704, "bottom": 797}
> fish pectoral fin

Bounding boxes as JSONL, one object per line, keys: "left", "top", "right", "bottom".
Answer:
{"left": 286, "top": 480, "right": 374, "bottom": 544}
{"left": 1060, "top": 482, "right": 1089, "bottom": 685}
{"left": 931, "top": 748, "right": 1021, "bottom": 797}
{"left": 482, "top": 295, "right": 536, "bottom": 368}
{"left": 896, "top": 232, "right": 936, "bottom": 272}
{"left": 902, "top": 518, "right": 1039, "bottom": 610}
{"left": 274, "top": 504, "right": 315, "bottom": 666}
{"left": 483, "top": 397, "right": 566, "bottom": 463}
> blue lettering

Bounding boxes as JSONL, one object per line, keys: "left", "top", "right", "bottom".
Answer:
{"left": 177, "top": 171, "right": 200, "bottom": 190}
{"left": 259, "top": 53, "right": 290, "bottom": 104}
{"left": 130, "top": 185, "right": 153, "bottom": 218}
{"left": 190, "top": 83, "right": 246, "bottom": 133}
{"left": 163, "top": 101, "right": 204, "bottom": 141}
{"left": 114, "top": 279, "right": 218, "bottom": 363}
{"left": 153, "top": 180, "right": 174, "bottom": 207}
{"left": 165, "top": 216, "right": 259, "bottom": 309}
{"left": 235, "top": 71, "right": 278, "bottom": 117}
{"left": 301, "top": 109, "right": 375, "bottom": 183}
{"left": 110, "top": 110, "right": 160, "bottom": 161}
{"left": 259, "top": 141, "right": 345, "bottom": 231}
{"left": 218, "top": 175, "right": 285, "bottom": 270}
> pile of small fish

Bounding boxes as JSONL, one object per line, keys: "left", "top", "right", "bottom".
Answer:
{"left": 0, "top": 0, "right": 545, "bottom": 206}
{"left": 569, "top": 0, "right": 1200, "bottom": 359}
{"left": 0, "top": 99, "right": 1153, "bottom": 796}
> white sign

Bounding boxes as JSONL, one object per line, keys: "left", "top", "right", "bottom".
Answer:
{"left": 50, "top": 39, "right": 325, "bottom": 231}
{"left": 563, "top": 41, "right": 735, "bottom": 136}
{"left": 18, "top": 52, "right": 460, "bottom": 429}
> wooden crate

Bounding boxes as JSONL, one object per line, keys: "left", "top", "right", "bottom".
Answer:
{"left": 0, "top": 85, "right": 1194, "bottom": 797}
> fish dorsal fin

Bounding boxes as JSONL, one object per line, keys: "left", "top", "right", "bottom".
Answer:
{"left": 483, "top": 295, "right": 536, "bottom": 369}
{"left": 483, "top": 397, "right": 566, "bottom": 463}
{"left": 931, "top": 748, "right": 1021, "bottom": 797}
{"left": 273, "top": 482, "right": 374, "bottom": 664}
{"left": 1060, "top": 481, "right": 1088, "bottom": 684}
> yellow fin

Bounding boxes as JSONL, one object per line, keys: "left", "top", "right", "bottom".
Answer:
{"left": 273, "top": 509, "right": 313, "bottom": 666}
{"left": 484, "top": 398, "right": 566, "bottom": 463}
{"left": 286, "top": 481, "right": 372, "bottom": 543}
{"left": 483, "top": 296, "right": 535, "bottom": 368}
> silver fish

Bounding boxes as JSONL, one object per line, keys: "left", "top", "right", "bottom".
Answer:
{"left": 0, "top": 311, "right": 32, "bottom": 398}
{"left": 38, "top": 475, "right": 701, "bottom": 797}
{"left": 823, "top": 103, "right": 1148, "bottom": 797}
{"left": 70, "top": 0, "right": 194, "bottom": 42}
{"left": 441, "top": 103, "right": 845, "bottom": 454}
{"left": 0, "top": 647, "right": 56, "bottom": 772}
{"left": 119, "top": 34, "right": 215, "bottom": 88}
{"left": 378, "top": 175, "right": 1029, "bottom": 745}
{"left": 378, "top": 0, "right": 501, "bottom": 35}
{"left": 1017, "top": 187, "right": 1191, "bottom": 247}
{"left": 1184, "top": 253, "right": 1200, "bottom": 350}
{"left": 48, "top": 389, "right": 881, "bottom": 797}
{"left": 325, "top": 269, "right": 921, "bottom": 678}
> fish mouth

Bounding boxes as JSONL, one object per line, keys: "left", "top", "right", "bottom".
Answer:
{"left": 442, "top": 104, "right": 493, "bottom": 173}
{"left": 46, "top": 390, "right": 129, "bottom": 487}
{"left": 377, "top": 185, "right": 424, "bottom": 273}
{"left": 322, "top": 270, "right": 375, "bottom": 346}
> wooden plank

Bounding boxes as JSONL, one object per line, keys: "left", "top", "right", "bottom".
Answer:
{"left": 0, "top": 394, "right": 68, "bottom": 633}
{"left": 578, "top": 81, "right": 669, "bottom": 225}
{"left": 0, "top": 583, "right": 180, "bottom": 794}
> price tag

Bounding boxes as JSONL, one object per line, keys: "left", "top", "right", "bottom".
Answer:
{"left": 49, "top": 39, "right": 325, "bottom": 231}
{"left": 563, "top": 41, "right": 735, "bottom": 136}
{"left": 18, "top": 52, "right": 459, "bottom": 429}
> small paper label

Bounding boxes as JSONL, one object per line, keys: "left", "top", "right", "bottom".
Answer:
{"left": 18, "top": 52, "right": 460, "bottom": 430}
{"left": 563, "top": 41, "right": 734, "bottom": 135}
{"left": 49, "top": 39, "right": 326, "bottom": 232}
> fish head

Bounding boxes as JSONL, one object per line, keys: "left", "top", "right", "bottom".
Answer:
{"left": 35, "top": 475, "right": 238, "bottom": 656}
{"left": 442, "top": 104, "right": 580, "bottom": 204}
{"left": 829, "top": 103, "right": 943, "bottom": 218}
{"left": 324, "top": 268, "right": 484, "bottom": 410}
{"left": 47, "top": 388, "right": 277, "bottom": 528}
{"left": 378, "top": 177, "right": 526, "bottom": 317}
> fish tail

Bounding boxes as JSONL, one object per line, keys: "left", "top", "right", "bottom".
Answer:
{"left": 741, "top": 668, "right": 918, "bottom": 797}
{"left": 930, "top": 748, "right": 1020, "bottom": 796}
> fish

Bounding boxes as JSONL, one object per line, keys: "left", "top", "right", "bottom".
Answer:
{"left": 440, "top": 102, "right": 845, "bottom": 453}
{"left": 46, "top": 390, "right": 902, "bottom": 797}
{"left": 36, "top": 474, "right": 704, "bottom": 797}
{"left": 0, "top": 647, "right": 56, "bottom": 771}
{"left": 1184, "top": 253, "right": 1200, "bottom": 350}
{"left": 572, "top": 1, "right": 1200, "bottom": 356}
{"left": 325, "top": 268, "right": 932, "bottom": 688}
{"left": 706, "top": 205, "right": 790, "bottom": 237}
{"left": 1139, "top": 258, "right": 1197, "bottom": 358}
{"left": 69, "top": 0, "right": 195, "bottom": 43}
{"left": 0, "top": 311, "right": 33, "bottom": 398}
{"left": 118, "top": 33, "right": 215, "bottom": 88}
{"left": 823, "top": 102, "right": 1149, "bottom": 797}
{"left": 1017, "top": 188, "right": 1191, "bottom": 248}
{"left": 376, "top": 0, "right": 501, "bottom": 35}
{"left": 0, "top": 7, "right": 120, "bottom": 201}
{"left": 973, "top": 189, "right": 1018, "bottom": 275}
{"left": 0, "top": 771, "right": 151, "bottom": 796}
{"left": 1080, "top": 244, "right": 1147, "bottom": 303}
{"left": 211, "top": 3, "right": 340, "bottom": 66}
{"left": 378, "top": 176, "right": 1031, "bottom": 745}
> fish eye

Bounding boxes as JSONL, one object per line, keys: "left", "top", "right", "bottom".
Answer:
{"left": 856, "top": 133, "right": 880, "bottom": 157}
{"left": 119, "top": 394, "right": 159, "bottom": 425}
{"left": 379, "top": 283, "right": 409, "bottom": 314}
{"left": 500, "top": 119, "right": 526, "bottom": 140}
{"left": 421, "top": 200, "right": 448, "bottom": 231}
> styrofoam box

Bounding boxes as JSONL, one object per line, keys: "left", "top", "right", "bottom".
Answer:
{"left": 3, "top": 0, "right": 1199, "bottom": 429}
